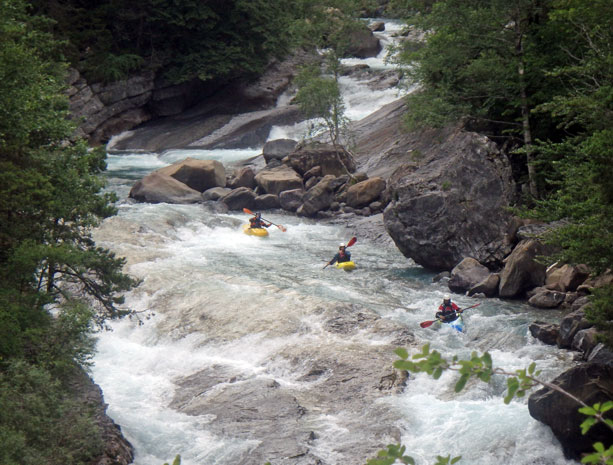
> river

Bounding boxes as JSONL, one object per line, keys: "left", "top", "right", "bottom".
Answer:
{"left": 91, "top": 19, "right": 579, "bottom": 465}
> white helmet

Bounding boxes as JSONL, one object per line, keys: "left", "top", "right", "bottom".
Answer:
{"left": 443, "top": 294, "right": 450, "bottom": 301}
{"left": 339, "top": 242, "right": 346, "bottom": 247}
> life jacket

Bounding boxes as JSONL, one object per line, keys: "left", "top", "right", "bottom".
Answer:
{"left": 440, "top": 302, "right": 456, "bottom": 314}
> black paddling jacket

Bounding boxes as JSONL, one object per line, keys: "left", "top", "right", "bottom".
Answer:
{"left": 329, "top": 250, "right": 351, "bottom": 265}
{"left": 249, "top": 217, "right": 268, "bottom": 228}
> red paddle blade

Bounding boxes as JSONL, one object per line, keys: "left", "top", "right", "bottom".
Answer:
{"left": 243, "top": 207, "right": 254, "bottom": 215}
{"left": 346, "top": 237, "right": 357, "bottom": 247}
{"left": 420, "top": 320, "right": 436, "bottom": 328}
{"left": 277, "top": 225, "right": 287, "bottom": 232}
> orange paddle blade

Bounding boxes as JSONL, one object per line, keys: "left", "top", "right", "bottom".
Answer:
{"left": 243, "top": 207, "right": 254, "bottom": 215}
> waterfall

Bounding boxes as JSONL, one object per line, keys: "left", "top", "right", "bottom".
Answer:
{"left": 92, "top": 19, "right": 579, "bottom": 465}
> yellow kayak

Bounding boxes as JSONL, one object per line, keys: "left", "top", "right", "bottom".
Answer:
{"left": 242, "top": 224, "right": 269, "bottom": 237}
{"left": 335, "top": 261, "right": 356, "bottom": 271}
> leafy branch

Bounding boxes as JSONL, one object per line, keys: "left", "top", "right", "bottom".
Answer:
{"left": 385, "top": 344, "right": 613, "bottom": 465}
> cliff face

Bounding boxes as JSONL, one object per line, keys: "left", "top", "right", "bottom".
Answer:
{"left": 67, "top": 67, "right": 219, "bottom": 146}
{"left": 69, "top": 369, "right": 134, "bottom": 465}
{"left": 67, "top": 50, "right": 317, "bottom": 147}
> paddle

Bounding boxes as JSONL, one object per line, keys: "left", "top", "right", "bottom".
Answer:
{"left": 243, "top": 208, "right": 287, "bottom": 232}
{"left": 419, "top": 302, "right": 481, "bottom": 328}
{"left": 323, "top": 237, "right": 357, "bottom": 269}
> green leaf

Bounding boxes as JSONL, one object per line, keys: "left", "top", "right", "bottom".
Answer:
{"left": 395, "top": 348, "right": 409, "bottom": 360}
{"left": 528, "top": 362, "right": 537, "bottom": 375}
{"left": 600, "top": 401, "right": 613, "bottom": 413}
{"left": 579, "top": 406, "right": 598, "bottom": 416}
{"left": 580, "top": 417, "right": 597, "bottom": 435}
{"left": 455, "top": 373, "right": 469, "bottom": 392}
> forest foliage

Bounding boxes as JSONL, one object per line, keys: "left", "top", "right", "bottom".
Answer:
{"left": 391, "top": 0, "right": 613, "bottom": 346}
{"left": 0, "top": 1, "right": 372, "bottom": 463}
{"left": 1, "top": 0, "right": 612, "bottom": 463}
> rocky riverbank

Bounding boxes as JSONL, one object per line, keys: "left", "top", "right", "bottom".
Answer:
{"left": 71, "top": 22, "right": 612, "bottom": 461}
{"left": 122, "top": 92, "right": 612, "bottom": 459}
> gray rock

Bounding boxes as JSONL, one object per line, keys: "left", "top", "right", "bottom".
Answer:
{"left": 546, "top": 264, "right": 590, "bottom": 292}
{"left": 304, "top": 176, "right": 320, "bottom": 191}
{"left": 572, "top": 327, "right": 600, "bottom": 357}
{"left": 254, "top": 194, "right": 280, "bottom": 210}
{"left": 167, "top": 303, "right": 412, "bottom": 465}
{"left": 528, "top": 363, "right": 613, "bottom": 460}
{"left": 297, "top": 175, "right": 337, "bottom": 217}
{"left": 557, "top": 309, "right": 592, "bottom": 349}
{"left": 262, "top": 139, "right": 298, "bottom": 163}
{"left": 383, "top": 128, "right": 515, "bottom": 271}
{"left": 157, "top": 158, "right": 226, "bottom": 192}
{"left": 221, "top": 187, "right": 257, "bottom": 211}
{"left": 129, "top": 172, "right": 203, "bottom": 204}
{"left": 344, "top": 25, "right": 382, "bottom": 58}
{"left": 448, "top": 257, "right": 491, "bottom": 293}
{"left": 499, "top": 239, "right": 547, "bottom": 298}
{"left": 303, "top": 165, "right": 323, "bottom": 181}
{"left": 279, "top": 189, "right": 305, "bottom": 212}
{"left": 202, "top": 187, "right": 231, "bottom": 201}
{"left": 227, "top": 166, "right": 256, "bottom": 189}
{"left": 346, "top": 177, "right": 386, "bottom": 208}
{"left": 287, "top": 143, "right": 356, "bottom": 177}
{"left": 528, "top": 289, "right": 566, "bottom": 308}
{"left": 529, "top": 321, "right": 559, "bottom": 345}
{"left": 468, "top": 273, "right": 500, "bottom": 297}
{"left": 255, "top": 165, "right": 303, "bottom": 195}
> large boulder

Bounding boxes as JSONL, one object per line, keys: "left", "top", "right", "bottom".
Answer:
{"left": 346, "top": 177, "right": 386, "bottom": 208}
{"left": 528, "top": 289, "right": 566, "bottom": 308}
{"left": 129, "top": 172, "right": 202, "bottom": 204}
{"left": 297, "top": 175, "right": 337, "bottom": 217}
{"left": 286, "top": 143, "right": 356, "bottom": 177}
{"left": 558, "top": 309, "right": 592, "bottom": 349}
{"left": 546, "top": 264, "right": 590, "bottom": 292}
{"left": 344, "top": 25, "right": 382, "bottom": 58}
{"left": 468, "top": 273, "right": 500, "bottom": 297}
{"left": 448, "top": 257, "right": 492, "bottom": 294}
{"left": 263, "top": 139, "right": 298, "bottom": 164}
{"left": 279, "top": 189, "right": 305, "bottom": 212}
{"left": 529, "top": 321, "right": 559, "bottom": 346}
{"left": 254, "top": 194, "right": 280, "bottom": 210}
{"left": 202, "top": 187, "right": 231, "bottom": 201}
{"left": 383, "top": 128, "right": 515, "bottom": 271}
{"left": 528, "top": 363, "right": 613, "bottom": 460}
{"left": 157, "top": 157, "right": 226, "bottom": 192}
{"left": 227, "top": 166, "right": 256, "bottom": 189}
{"left": 255, "top": 166, "right": 303, "bottom": 195}
{"left": 498, "top": 239, "right": 548, "bottom": 298}
{"left": 221, "top": 187, "right": 257, "bottom": 211}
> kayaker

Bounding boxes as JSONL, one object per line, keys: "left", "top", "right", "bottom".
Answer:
{"left": 436, "top": 295, "right": 461, "bottom": 323}
{"left": 249, "top": 212, "right": 270, "bottom": 229}
{"left": 328, "top": 243, "right": 352, "bottom": 266}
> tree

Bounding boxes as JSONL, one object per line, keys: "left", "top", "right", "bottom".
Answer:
{"left": 526, "top": 0, "right": 613, "bottom": 345}
{"left": 0, "top": 1, "right": 138, "bottom": 462}
{"left": 393, "top": 0, "right": 565, "bottom": 198}
{"left": 30, "top": 0, "right": 298, "bottom": 84}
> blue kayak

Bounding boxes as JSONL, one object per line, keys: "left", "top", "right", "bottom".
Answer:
{"left": 446, "top": 315, "right": 465, "bottom": 333}
{"left": 432, "top": 315, "right": 465, "bottom": 333}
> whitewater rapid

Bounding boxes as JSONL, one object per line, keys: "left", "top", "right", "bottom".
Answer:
{"left": 91, "top": 18, "right": 579, "bottom": 465}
